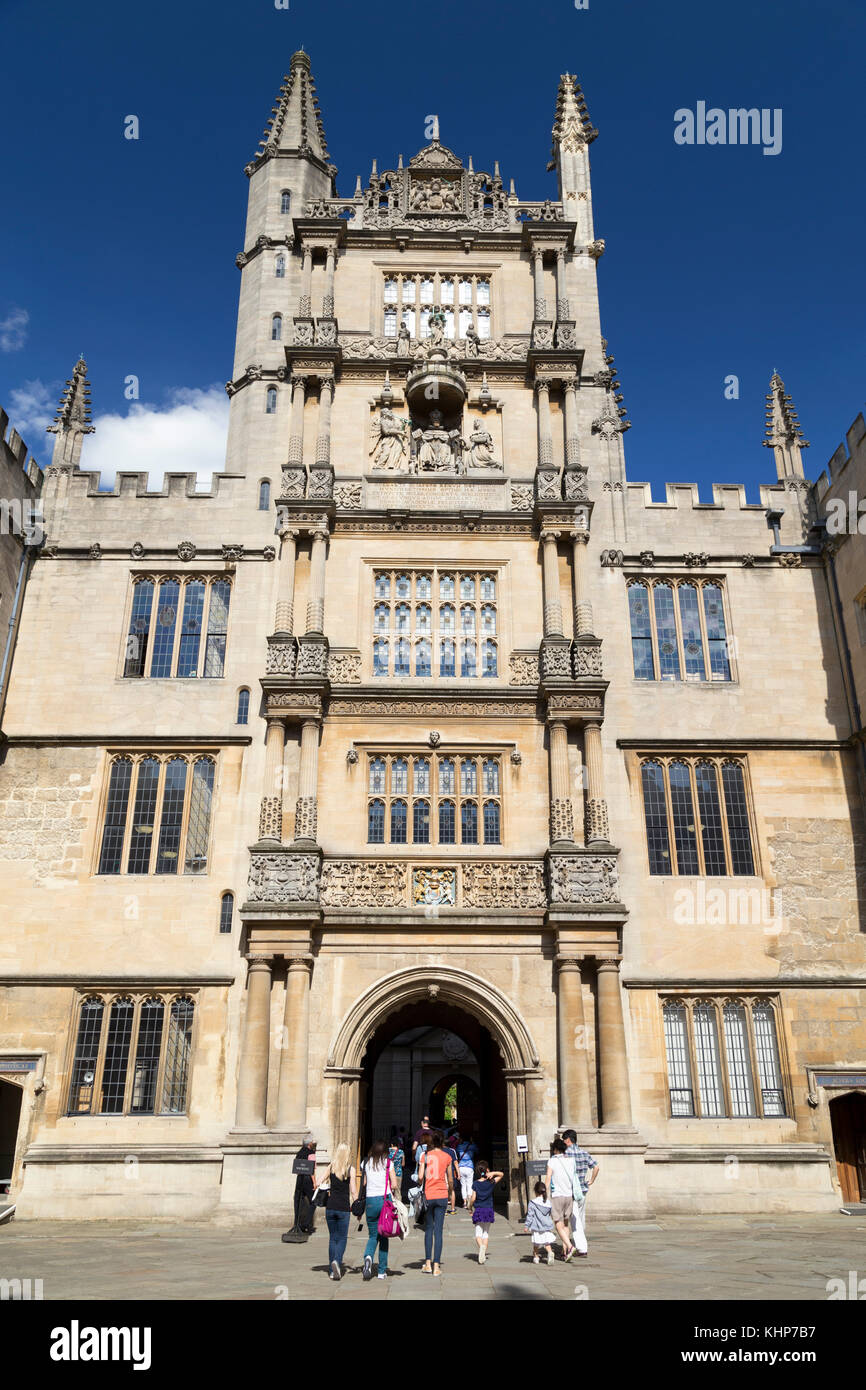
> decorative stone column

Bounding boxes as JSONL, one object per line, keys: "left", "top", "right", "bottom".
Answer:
{"left": 275, "top": 527, "right": 299, "bottom": 634}
{"left": 306, "top": 525, "right": 328, "bottom": 634}
{"left": 548, "top": 719, "right": 574, "bottom": 845}
{"left": 234, "top": 956, "right": 273, "bottom": 1129}
{"left": 323, "top": 247, "right": 336, "bottom": 317}
{"left": 288, "top": 376, "right": 307, "bottom": 468}
{"left": 315, "top": 378, "right": 334, "bottom": 466}
{"left": 562, "top": 376, "right": 580, "bottom": 471}
{"left": 535, "top": 380, "right": 554, "bottom": 468}
{"left": 571, "top": 531, "right": 594, "bottom": 637}
{"left": 583, "top": 719, "right": 610, "bottom": 844}
{"left": 258, "top": 718, "right": 285, "bottom": 843}
{"left": 294, "top": 719, "right": 320, "bottom": 844}
{"left": 532, "top": 248, "right": 547, "bottom": 319}
{"left": 556, "top": 957, "right": 593, "bottom": 1127}
{"left": 299, "top": 245, "right": 313, "bottom": 318}
{"left": 275, "top": 957, "right": 312, "bottom": 1129}
{"left": 596, "top": 958, "right": 634, "bottom": 1128}
{"left": 540, "top": 529, "right": 563, "bottom": 636}
{"left": 555, "top": 246, "right": 569, "bottom": 320}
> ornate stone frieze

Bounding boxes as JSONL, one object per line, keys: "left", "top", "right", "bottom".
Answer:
{"left": 531, "top": 323, "right": 555, "bottom": 350}
{"left": 546, "top": 693, "right": 603, "bottom": 715}
{"left": 296, "top": 641, "right": 328, "bottom": 677}
{"left": 247, "top": 853, "right": 320, "bottom": 904}
{"left": 327, "top": 650, "right": 362, "bottom": 683}
{"left": 334, "top": 481, "right": 363, "bottom": 509}
{"left": 222, "top": 545, "right": 244, "bottom": 563}
{"left": 294, "top": 796, "right": 318, "bottom": 842}
{"left": 682, "top": 552, "right": 709, "bottom": 567}
{"left": 340, "top": 334, "right": 529, "bottom": 363}
{"left": 548, "top": 854, "right": 619, "bottom": 904}
{"left": 329, "top": 697, "right": 535, "bottom": 717}
{"left": 258, "top": 796, "right": 282, "bottom": 842}
{"left": 307, "top": 465, "right": 334, "bottom": 500}
{"left": 585, "top": 798, "right": 610, "bottom": 844}
{"left": 320, "top": 860, "right": 407, "bottom": 908}
{"left": 412, "top": 866, "right": 456, "bottom": 907}
{"left": 461, "top": 861, "right": 546, "bottom": 909}
{"left": 510, "top": 483, "right": 533, "bottom": 511}
{"left": 572, "top": 642, "right": 603, "bottom": 677}
{"left": 555, "top": 323, "right": 577, "bottom": 350}
{"left": 536, "top": 469, "right": 562, "bottom": 501}
{"left": 267, "top": 692, "right": 322, "bottom": 714}
{"left": 266, "top": 640, "right": 298, "bottom": 676}
{"left": 541, "top": 640, "right": 572, "bottom": 680}
{"left": 509, "top": 651, "right": 540, "bottom": 686}
{"left": 550, "top": 797, "right": 575, "bottom": 843}
{"left": 279, "top": 464, "right": 306, "bottom": 500}
{"left": 563, "top": 467, "right": 588, "bottom": 502}
{"left": 314, "top": 319, "right": 337, "bottom": 346}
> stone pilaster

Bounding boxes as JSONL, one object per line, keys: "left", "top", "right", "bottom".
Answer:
{"left": 323, "top": 246, "right": 336, "bottom": 317}
{"left": 548, "top": 719, "right": 574, "bottom": 845}
{"left": 315, "top": 377, "right": 334, "bottom": 465}
{"left": 299, "top": 245, "right": 313, "bottom": 318}
{"left": 571, "top": 530, "right": 594, "bottom": 637}
{"left": 583, "top": 719, "right": 610, "bottom": 845}
{"left": 532, "top": 247, "right": 547, "bottom": 319}
{"left": 556, "top": 956, "right": 593, "bottom": 1127}
{"left": 555, "top": 246, "right": 569, "bottom": 320}
{"left": 275, "top": 526, "right": 299, "bottom": 634}
{"left": 535, "top": 380, "right": 554, "bottom": 468}
{"left": 306, "top": 525, "right": 328, "bottom": 634}
{"left": 562, "top": 376, "right": 581, "bottom": 472}
{"left": 540, "top": 529, "right": 563, "bottom": 636}
{"left": 258, "top": 718, "right": 286, "bottom": 843}
{"left": 234, "top": 956, "right": 273, "bottom": 1129}
{"left": 596, "top": 957, "right": 634, "bottom": 1128}
{"left": 275, "top": 957, "right": 313, "bottom": 1129}
{"left": 294, "top": 719, "right": 320, "bottom": 845}
{"left": 287, "top": 376, "right": 307, "bottom": 468}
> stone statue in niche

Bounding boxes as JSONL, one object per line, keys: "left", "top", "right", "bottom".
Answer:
{"left": 396, "top": 323, "right": 411, "bottom": 357}
{"left": 369, "top": 407, "right": 409, "bottom": 471}
{"left": 427, "top": 307, "right": 446, "bottom": 348}
{"left": 463, "top": 324, "right": 481, "bottom": 357}
{"left": 466, "top": 421, "right": 502, "bottom": 470}
{"left": 413, "top": 409, "right": 461, "bottom": 472}
{"left": 410, "top": 177, "right": 460, "bottom": 213}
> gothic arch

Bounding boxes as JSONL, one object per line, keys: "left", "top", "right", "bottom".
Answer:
{"left": 326, "top": 964, "right": 541, "bottom": 1074}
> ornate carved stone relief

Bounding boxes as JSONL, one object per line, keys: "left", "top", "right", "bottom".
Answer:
{"left": 548, "top": 854, "right": 619, "bottom": 904}
{"left": 247, "top": 853, "right": 320, "bottom": 903}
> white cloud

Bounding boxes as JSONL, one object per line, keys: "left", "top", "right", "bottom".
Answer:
{"left": 86, "top": 386, "right": 230, "bottom": 490}
{"left": 0, "top": 307, "right": 29, "bottom": 352}
{"left": 6, "top": 381, "right": 230, "bottom": 487}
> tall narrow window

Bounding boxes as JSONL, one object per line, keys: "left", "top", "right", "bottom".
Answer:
{"left": 653, "top": 583, "right": 680, "bottom": 680}
{"left": 413, "top": 799, "right": 430, "bottom": 843}
{"left": 204, "top": 581, "right": 231, "bottom": 678}
{"left": 723, "top": 1003, "right": 757, "bottom": 1117}
{"left": 483, "top": 801, "right": 500, "bottom": 844}
{"left": 722, "top": 762, "right": 754, "bottom": 874}
{"left": 692, "top": 1002, "right": 724, "bottom": 1116}
{"left": 641, "top": 760, "right": 671, "bottom": 874}
{"left": 275, "top": 254, "right": 286, "bottom": 277}
{"left": 266, "top": 387, "right": 277, "bottom": 414}
{"left": 416, "top": 638, "right": 432, "bottom": 677}
{"left": 236, "top": 688, "right": 250, "bottom": 724}
{"left": 628, "top": 582, "right": 654, "bottom": 680}
{"left": 678, "top": 584, "right": 706, "bottom": 680}
{"left": 391, "top": 759, "right": 408, "bottom": 795}
{"left": 752, "top": 1002, "right": 785, "bottom": 1116}
{"left": 131, "top": 998, "right": 164, "bottom": 1114}
{"left": 703, "top": 584, "right": 730, "bottom": 679}
{"left": 373, "top": 638, "right": 389, "bottom": 675}
{"left": 176, "top": 581, "right": 205, "bottom": 678}
{"left": 101, "top": 997, "right": 135, "bottom": 1114}
{"left": 461, "top": 639, "right": 477, "bottom": 678}
{"left": 271, "top": 314, "right": 282, "bottom": 341}
{"left": 368, "top": 799, "right": 385, "bottom": 843}
{"left": 280, "top": 190, "right": 291, "bottom": 214}
{"left": 149, "top": 581, "right": 180, "bottom": 679}
{"left": 395, "top": 637, "right": 410, "bottom": 676}
{"left": 125, "top": 580, "right": 154, "bottom": 678}
{"left": 391, "top": 800, "right": 407, "bottom": 843}
{"left": 155, "top": 757, "right": 188, "bottom": 875}
{"left": 369, "top": 757, "right": 386, "bottom": 794}
{"left": 98, "top": 758, "right": 133, "bottom": 874}
{"left": 669, "top": 761, "right": 699, "bottom": 874}
{"left": 161, "top": 997, "right": 194, "bottom": 1114}
{"left": 694, "top": 762, "right": 726, "bottom": 875}
{"left": 259, "top": 480, "right": 271, "bottom": 510}
{"left": 439, "top": 800, "right": 455, "bottom": 843}
{"left": 662, "top": 1002, "right": 694, "bottom": 1116}
{"left": 440, "top": 639, "right": 455, "bottom": 678}
{"left": 461, "top": 802, "right": 478, "bottom": 844}
{"left": 219, "top": 892, "right": 234, "bottom": 934}
{"left": 127, "top": 757, "right": 160, "bottom": 874}
{"left": 482, "top": 640, "right": 497, "bottom": 678}
{"left": 184, "top": 757, "right": 215, "bottom": 874}
{"left": 414, "top": 759, "right": 430, "bottom": 794}
{"left": 67, "top": 997, "right": 104, "bottom": 1113}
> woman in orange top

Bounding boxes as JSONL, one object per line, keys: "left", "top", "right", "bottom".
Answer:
{"left": 418, "top": 1131, "right": 454, "bottom": 1276}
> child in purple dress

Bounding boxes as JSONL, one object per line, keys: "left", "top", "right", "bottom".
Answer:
{"left": 467, "top": 1160, "right": 504, "bottom": 1264}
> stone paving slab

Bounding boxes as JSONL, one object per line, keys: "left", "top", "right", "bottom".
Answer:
{"left": 1, "top": 1210, "right": 864, "bottom": 1301}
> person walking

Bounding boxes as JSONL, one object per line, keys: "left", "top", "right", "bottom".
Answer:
{"left": 455, "top": 1133, "right": 478, "bottom": 1208}
{"left": 409, "top": 1128, "right": 430, "bottom": 1226}
{"left": 545, "top": 1137, "right": 576, "bottom": 1261}
{"left": 361, "top": 1138, "right": 399, "bottom": 1281}
{"left": 524, "top": 1180, "right": 556, "bottom": 1264}
{"left": 443, "top": 1132, "right": 459, "bottom": 1214}
{"left": 388, "top": 1135, "right": 404, "bottom": 1189}
{"left": 319, "top": 1142, "right": 357, "bottom": 1280}
{"left": 562, "top": 1128, "right": 599, "bottom": 1258}
{"left": 417, "top": 1131, "right": 454, "bottom": 1276}
{"left": 291, "top": 1135, "right": 318, "bottom": 1235}
{"left": 466, "top": 1159, "right": 504, "bottom": 1264}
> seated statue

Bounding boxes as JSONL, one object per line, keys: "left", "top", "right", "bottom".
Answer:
{"left": 369, "top": 407, "right": 409, "bottom": 471}
{"left": 466, "top": 422, "right": 502, "bottom": 469}
{"left": 413, "top": 410, "right": 459, "bottom": 472}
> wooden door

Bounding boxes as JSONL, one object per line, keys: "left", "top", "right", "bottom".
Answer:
{"left": 830, "top": 1093, "right": 866, "bottom": 1202}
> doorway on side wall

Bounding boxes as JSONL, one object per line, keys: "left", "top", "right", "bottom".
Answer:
{"left": 0, "top": 1079, "right": 24, "bottom": 1198}
{"left": 830, "top": 1091, "right": 866, "bottom": 1202}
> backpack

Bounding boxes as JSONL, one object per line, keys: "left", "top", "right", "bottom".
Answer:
{"left": 377, "top": 1159, "right": 402, "bottom": 1238}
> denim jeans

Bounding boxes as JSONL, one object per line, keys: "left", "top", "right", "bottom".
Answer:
{"left": 424, "top": 1197, "right": 448, "bottom": 1264}
{"left": 364, "top": 1197, "right": 389, "bottom": 1273}
{"left": 326, "top": 1209, "right": 351, "bottom": 1266}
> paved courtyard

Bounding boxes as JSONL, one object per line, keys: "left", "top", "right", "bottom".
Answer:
{"left": 2, "top": 1209, "right": 864, "bottom": 1300}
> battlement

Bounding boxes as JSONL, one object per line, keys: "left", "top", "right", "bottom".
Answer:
{"left": 814, "top": 411, "right": 866, "bottom": 499}
{"left": 62, "top": 468, "right": 243, "bottom": 500}
{"left": 0, "top": 407, "right": 43, "bottom": 492}
{"left": 625, "top": 479, "right": 789, "bottom": 512}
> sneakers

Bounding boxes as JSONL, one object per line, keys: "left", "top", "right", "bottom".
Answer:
{"left": 478, "top": 1247, "right": 486, "bottom": 1264}
{"left": 378, "top": 1271, "right": 387, "bottom": 1279}
{"left": 362, "top": 1255, "right": 373, "bottom": 1281}
{"left": 532, "top": 1255, "right": 540, "bottom": 1265}
{"left": 546, "top": 1248, "right": 554, "bottom": 1265}
{"left": 564, "top": 1247, "right": 575, "bottom": 1262}
{"left": 331, "top": 1260, "right": 341, "bottom": 1281}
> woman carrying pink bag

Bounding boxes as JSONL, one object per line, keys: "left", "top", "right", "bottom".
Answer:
{"left": 361, "top": 1139, "right": 400, "bottom": 1281}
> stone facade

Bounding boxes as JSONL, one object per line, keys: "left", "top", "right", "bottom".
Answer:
{"left": 0, "top": 54, "right": 864, "bottom": 1223}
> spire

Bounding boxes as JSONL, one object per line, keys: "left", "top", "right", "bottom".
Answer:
{"left": 46, "top": 355, "right": 94, "bottom": 469}
{"left": 253, "top": 51, "right": 332, "bottom": 169}
{"left": 549, "top": 73, "right": 597, "bottom": 170}
{"left": 763, "top": 371, "right": 809, "bottom": 480}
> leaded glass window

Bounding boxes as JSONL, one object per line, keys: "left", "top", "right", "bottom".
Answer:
{"left": 98, "top": 753, "right": 217, "bottom": 877}
{"left": 66, "top": 992, "right": 195, "bottom": 1118}
{"left": 219, "top": 892, "right": 234, "bottom": 934}
{"left": 125, "top": 576, "right": 233, "bottom": 680}
{"left": 161, "top": 997, "right": 194, "bottom": 1114}
{"left": 662, "top": 1002, "right": 694, "bottom": 1116}
{"left": 236, "top": 689, "right": 250, "bottom": 724}
{"left": 371, "top": 567, "right": 499, "bottom": 678}
{"left": 67, "top": 997, "right": 104, "bottom": 1114}
{"left": 641, "top": 760, "right": 671, "bottom": 875}
{"left": 669, "top": 760, "right": 699, "bottom": 874}
{"left": 131, "top": 998, "right": 164, "bottom": 1114}
{"left": 391, "top": 800, "right": 407, "bottom": 843}
{"left": 382, "top": 272, "right": 493, "bottom": 340}
{"left": 662, "top": 996, "right": 786, "bottom": 1119}
{"left": 365, "top": 752, "right": 502, "bottom": 848}
{"left": 722, "top": 762, "right": 754, "bottom": 875}
{"left": 723, "top": 1002, "right": 757, "bottom": 1117}
{"left": 653, "top": 583, "right": 680, "bottom": 680}
{"left": 627, "top": 577, "right": 733, "bottom": 683}
{"left": 692, "top": 1002, "right": 724, "bottom": 1116}
{"left": 627, "top": 582, "right": 654, "bottom": 680}
{"left": 101, "top": 997, "right": 134, "bottom": 1114}
{"left": 641, "top": 757, "right": 756, "bottom": 876}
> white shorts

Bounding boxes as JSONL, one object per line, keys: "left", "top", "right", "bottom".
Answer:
{"left": 531, "top": 1232, "right": 556, "bottom": 1246}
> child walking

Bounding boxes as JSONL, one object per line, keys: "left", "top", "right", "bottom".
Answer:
{"left": 524, "top": 1180, "right": 556, "bottom": 1264}
{"left": 467, "top": 1160, "right": 504, "bottom": 1264}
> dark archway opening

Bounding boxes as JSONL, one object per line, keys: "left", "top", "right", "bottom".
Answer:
{"left": 830, "top": 1091, "right": 866, "bottom": 1202}
{"left": 359, "top": 998, "right": 509, "bottom": 1204}
{"left": 0, "top": 1080, "right": 23, "bottom": 1195}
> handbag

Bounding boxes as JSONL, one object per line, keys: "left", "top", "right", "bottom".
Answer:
{"left": 377, "top": 1159, "right": 402, "bottom": 1239}
{"left": 350, "top": 1166, "right": 366, "bottom": 1219}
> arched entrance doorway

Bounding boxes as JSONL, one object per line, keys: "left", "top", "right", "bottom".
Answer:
{"left": 830, "top": 1092, "right": 866, "bottom": 1202}
{"left": 326, "top": 965, "right": 541, "bottom": 1217}
{"left": 0, "top": 1080, "right": 23, "bottom": 1197}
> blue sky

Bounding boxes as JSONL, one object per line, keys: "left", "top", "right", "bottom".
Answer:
{"left": 0, "top": 0, "right": 863, "bottom": 496}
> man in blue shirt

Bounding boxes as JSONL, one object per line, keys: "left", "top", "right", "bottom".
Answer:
{"left": 562, "top": 1128, "right": 599, "bottom": 1257}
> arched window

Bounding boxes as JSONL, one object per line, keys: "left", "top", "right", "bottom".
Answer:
{"left": 722, "top": 1003, "right": 756, "bottom": 1117}
{"left": 149, "top": 579, "right": 181, "bottom": 678}
{"left": 236, "top": 688, "right": 250, "bottom": 724}
{"left": 461, "top": 802, "right": 478, "bottom": 844}
{"left": 678, "top": 583, "right": 705, "bottom": 679}
{"left": 391, "top": 758, "right": 408, "bottom": 794}
{"left": 461, "top": 759, "right": 478, "bottom": 795}
{"left": 374, "top": 603, "right": 389, "bottom": 633}
{"left": 439, "top": 800, "right": 456, "bottom": 843}
{"left": 395, "top": 637, "right": 411, "bottom": 676}
{"left": 641, "top": 760, "right": 670, "bottom": 875}
{"left": 161, "top": 997, "right": 195, "bottom": 1114}
{"left": 628, "top": 582, "right": 654, "bottom": 680}
{"left": 721, "top": 761, "right": 754, "bottom": 874}
{"left": 184, "top": 757, "right": 215, "bottom": 874}
{"left": 280, "top": 190, "right": 291, "bottom": 214}
{"left": 483, "top": 800, "right": 500, "bottom": 844}
{"left": 440, "top": 638, "right": 455, "bottom": 678}
{"left": 482, "top": 758, "right": 499, "bottom": 794}
{"left": 415, "top": 638, "right": 432, "bottom": 677}
{"left": 416, "top": 603, "right": 431, "bottom": 633}
{"left": 390, "top": 799, "right": 407, "bottom": 843}
{"left": 271, "top": 314, "right": 282, "bottom": 342}
{"left": 668, "top": 760, "right": 699, "bottom": 874}
{"left": 395, "top": 602, "right": 410, "bottom": 632}
{"left": 438, "top": 758, "right": 455, "bottom": 794}
{"left": 219, "top": 892, "right": 234, "bottom": 933}
{"left": 155, "top": 757, "right": 188, "bottom": 875}
{"left": 258, "top": 480, "right": 271, "bottom": 510}
{"left": 662, "top": 1002, "right": 694, "bottom": 1116}
{"left": 440, "top": 603, "right": 455, "bottom": 633}
{"left": 413, "top": 799, "right": 430, "bottom": 843}
{"left": 124, "top": 578, "right": 154, "bottom": 678}
{"left": 482, "top": 639, "right": 497, "bottom": 678}
{"left": 413, "top": 758, "right": 430, "bottom": 794}
{"left": 101, "top": 997, "right": 135, "bottom": 1113}
{"left": 374, "top": 573, "right": 391, "bottom": 599}
{"left": 752, "top": 1002, "right": 785, "bottom": 1115}
{"left": 98, "top": 757, "right": 133, "bottom": 874}
{"left": 461, "top": 639, "right": 477, "bottom": 678}
{"left": 373, "top": 638, "right": 389, "bottom": 676}
{"left": 369, "top": 757, "right": 386, "bottom": 794}
{"left": 266, "top": 388, "right": 277, "bottom": 414}
{"left": 368, "top": 799, "right": 385, "bottom": 843}
{"left": 131, "top": 997, "right": 165, "bottom": 1114}
{"left": 275, "top": 254, "right": 286, "bottom": 278}
{"left": 653, "top": 582, "right": 680, "bottom": 680}
{"left": 695, "top": 761, "right": 725, "bottom": 874}
{"left": 67, "top": 997, "right": 105, "bottom": 1113}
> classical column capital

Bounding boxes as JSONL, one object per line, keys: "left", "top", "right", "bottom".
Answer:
{"left": 570, "top": 530, "right": 590, "bottom": 545}
{"left": 595, "top": 956, "right": 623, "bottom": 974}
{"left": 278, "top": 525, "right": 300, "bottom": 543}
{"left": 245, "top": 954, "right": 273, "bottom": 972}
{"left": 534, "top": 378, "right": 551, "bottom": 397}
{"left": 285, "top": 955, "right": 313, "bottom": 974}
{"left": 540, "top": 528, "right": 562, "bottom": 544}
{"left": 555, "top": 955, "right": 584, "bottom": 971}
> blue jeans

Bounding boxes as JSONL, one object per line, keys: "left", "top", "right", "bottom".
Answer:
{"left": 326, "top": 1210, "right": 350, "bottom": 1266}
{"left": 424, "top": 1197, "right": 448, "bottom": 1264}
{"left": 364, "top": 1197, "right": 389, "bottom": 1273}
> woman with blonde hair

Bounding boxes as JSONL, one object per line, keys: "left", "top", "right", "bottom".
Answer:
{"left": 320, "top": 1141, "right": 358, "bottom": 1280}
